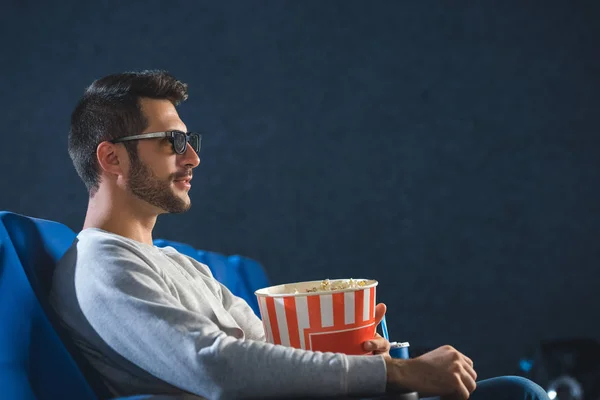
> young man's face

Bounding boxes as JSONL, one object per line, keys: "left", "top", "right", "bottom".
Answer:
{"left": 125, "top": 98, "right": 200, "bottom": 214}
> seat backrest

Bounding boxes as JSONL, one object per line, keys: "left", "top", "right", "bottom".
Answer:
{"left": 227, "top": 255, "right": 271, "bottom": 316}
{"left": 153, "top": 239, "right": 269, "bottom": 317}
{"left": 0, "top": 211, "right": 270, "bottom": 400}
{"left": 0, "top": 212, "right": 102, "bottom": 400}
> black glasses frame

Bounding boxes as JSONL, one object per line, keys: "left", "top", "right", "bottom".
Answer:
{"left": 112, "top": 130, "right": 201, "bottom": 155}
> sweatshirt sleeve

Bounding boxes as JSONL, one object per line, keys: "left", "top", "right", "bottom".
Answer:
{"left": 217, "top": 277, "right": 266, "bottom": 342}
{"left": 75, "top": 238, "right": 387, "bottom": 399}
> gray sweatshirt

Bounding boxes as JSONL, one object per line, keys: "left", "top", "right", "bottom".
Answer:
{"left": 50, "top": 228, "right": 387, "bottom": 399}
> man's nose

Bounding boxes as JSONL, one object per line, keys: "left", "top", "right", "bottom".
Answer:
{"left": 180, "top": 143, "right": 200, "bottom": 168}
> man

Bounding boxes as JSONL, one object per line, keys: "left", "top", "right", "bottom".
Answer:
{"left": 51, "top": 70, "right": 547, "bottom": 400}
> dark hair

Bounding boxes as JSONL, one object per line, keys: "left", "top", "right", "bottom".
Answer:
{"left": 68, "top": 70, "right": 188, "bottom": 194}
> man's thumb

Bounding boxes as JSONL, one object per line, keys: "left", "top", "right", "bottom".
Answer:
{"left": 375, "top": 303, "right": 387, "bottom": 324}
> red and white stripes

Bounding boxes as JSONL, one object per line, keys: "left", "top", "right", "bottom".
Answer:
{"left": 258, "top": 286, "right": 377, "bottom": 352}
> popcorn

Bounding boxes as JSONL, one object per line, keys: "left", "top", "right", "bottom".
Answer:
{"left": 305, "top": 279, "right": 368, "bottom": 293}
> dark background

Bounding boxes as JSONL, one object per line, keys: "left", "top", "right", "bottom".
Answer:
{"left": 1, "top": 0, "right": 599, "bottom": 382}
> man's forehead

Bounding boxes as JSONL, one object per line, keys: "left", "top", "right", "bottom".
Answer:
{"left": 140, "top": 97, "right": 187, "bottom": 132}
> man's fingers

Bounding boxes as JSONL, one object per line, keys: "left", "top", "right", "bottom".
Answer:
{"left": 456, "top": 382, "right": 470, "bottom": 400}
{"left": 363, "top": 341, "right": 376, "bottom": 351}
{"left": 374, "top": 303, "right": 387, "bottom": 324}
{"left": 462, "top": 354, "right": 474, "bottom": 368}
{"left": 363, "top": 335, "right": 390, "bottom": 352}
{"left": 462, "top": 368, "right": 477, "bottom": 394}
{"left": 463, "top": 362, "right": 477, "bottom": 383}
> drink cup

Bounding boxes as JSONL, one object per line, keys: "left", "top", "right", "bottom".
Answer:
{"left": 389, "top": 342, "right": 410, "bottom": 359}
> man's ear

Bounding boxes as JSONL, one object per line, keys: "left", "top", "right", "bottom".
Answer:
{"left": 96, "top": 141, "right": 126, "bottom": 178}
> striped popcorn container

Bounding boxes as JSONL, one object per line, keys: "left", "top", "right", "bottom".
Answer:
{"left": 255, "top": 279, "right": 378, "bottom": 355}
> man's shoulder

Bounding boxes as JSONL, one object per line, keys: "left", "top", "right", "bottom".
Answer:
{"left": 51, "top": 229, "right": 141, "bottom": 309}
{"left": 56, "top": 228, "right": 155, "bottom": 276}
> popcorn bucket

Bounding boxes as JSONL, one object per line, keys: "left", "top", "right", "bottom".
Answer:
{"left": 255, "top": 279, "right": 378, "bottom": 355}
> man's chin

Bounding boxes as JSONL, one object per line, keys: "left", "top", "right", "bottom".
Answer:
{"left": 159, "top": 203, "right": 191, "bottom": 214}
{"left": 151, "top": 192, "right": 191, "bottom": 214}
{"left": 169, "top": 193, "right": 192, "bottom": 214}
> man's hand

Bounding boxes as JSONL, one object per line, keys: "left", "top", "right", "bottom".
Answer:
{"left": 363, "top": 303, "right": 391, "bottom": 358}
{"left": 363, "top": 333, "right": 391, "bottom": 359}
{"left": 386, "top": 345, "right": 477, "bottom": 400}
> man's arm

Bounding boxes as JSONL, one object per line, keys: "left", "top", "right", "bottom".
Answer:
{"left": 202, "top": 261, "right": 266, "bottom": 342}
{"left": 75, "top": 241, "right": 387, "bottom": 399}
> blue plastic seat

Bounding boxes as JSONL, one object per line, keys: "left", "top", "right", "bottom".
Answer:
{"left": 227, "top": 254, "right": 270, "bottom": 316}
{"left": 0, "top": 212, "right": 109, "bottom": 399}
{"left": 0, "top": 212, "right": 270, "bottom": 399}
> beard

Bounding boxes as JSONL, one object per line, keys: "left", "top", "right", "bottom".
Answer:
{"left": 126, "top": 155, "right": 191, "bottom": 214}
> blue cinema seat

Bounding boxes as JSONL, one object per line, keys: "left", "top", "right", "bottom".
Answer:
{"left": 0, "top": 211, "right": 270, "bottom": 400}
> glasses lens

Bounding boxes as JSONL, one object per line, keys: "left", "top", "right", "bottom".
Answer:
{"left": 189, "top": 133, "right": 201, "bottom": 154}
{"left": 173, "top": 131, "right": 187, "bottom": 154}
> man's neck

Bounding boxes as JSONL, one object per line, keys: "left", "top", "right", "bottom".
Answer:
{"left": 82, "top": 189, "right": 158, "bottom": 246}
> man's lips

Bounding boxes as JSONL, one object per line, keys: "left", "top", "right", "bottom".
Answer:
{"left": 173, "top": 175, "right": 192, "bottom": 189}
